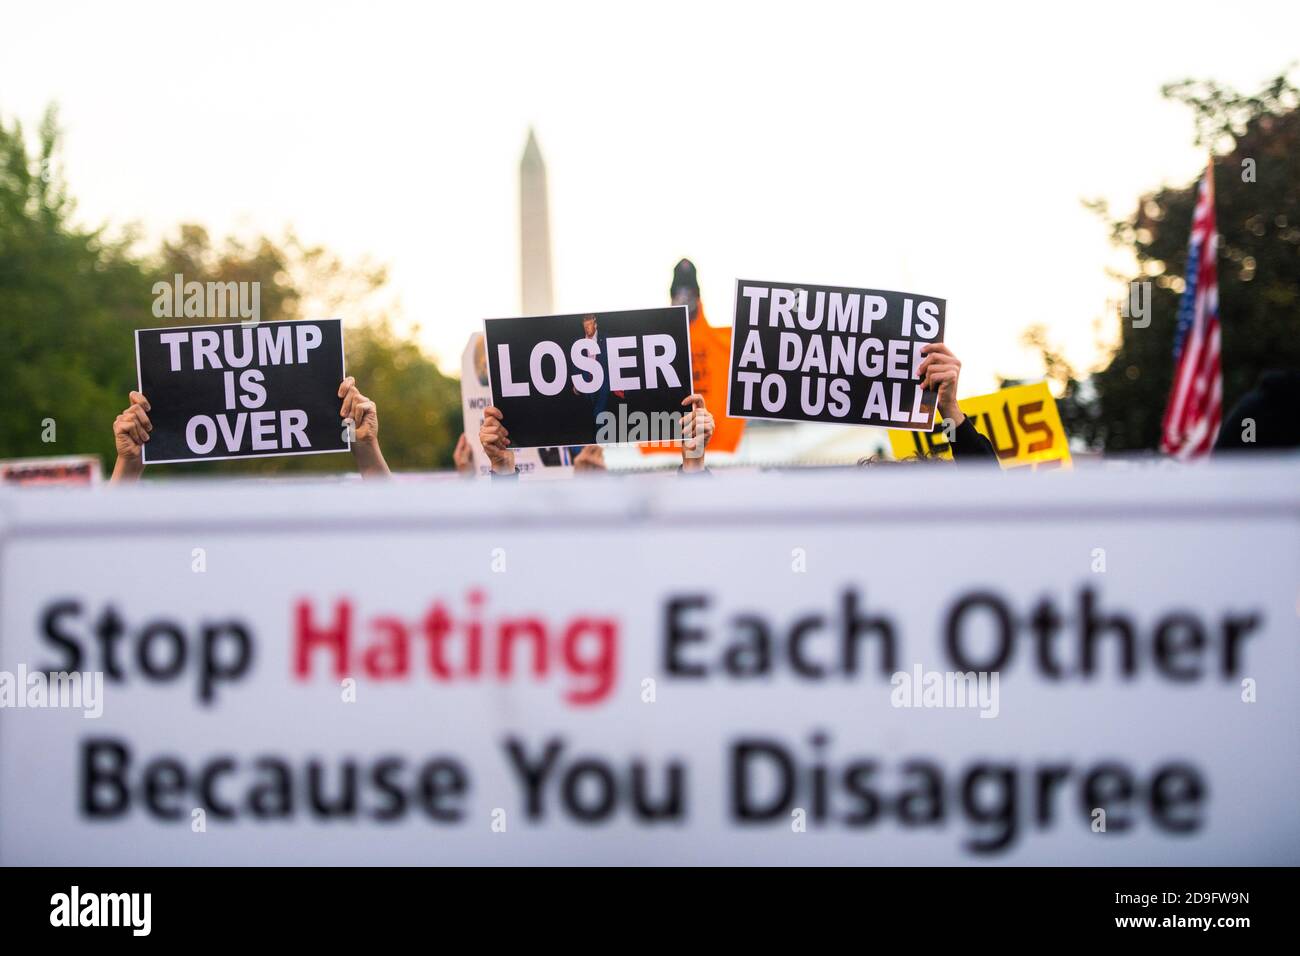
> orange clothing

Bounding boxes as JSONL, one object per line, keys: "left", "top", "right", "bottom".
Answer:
{"left": 642, "top": 302, "right": 746, "bottom": 455}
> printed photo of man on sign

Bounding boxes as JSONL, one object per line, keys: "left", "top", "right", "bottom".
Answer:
{"left": 483, "top": 307, "right": 693, "bottom": 448}
{"left": 726, "top": 280, "right": 945, "bottom": 430}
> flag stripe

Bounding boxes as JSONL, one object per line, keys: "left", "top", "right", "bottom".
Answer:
{"left": 1160, "top": 158, "right": 1222, "bottom": 459}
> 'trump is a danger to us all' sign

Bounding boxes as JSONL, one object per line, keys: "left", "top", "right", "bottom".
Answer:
{"left": 726, "top": 280, "right": 945, "bottom": 430}
{"left": 483, "top": 307, "right": 692, "bottom": 448}
{"left": 135, "top": 319, "right": 349, "bottom": 464}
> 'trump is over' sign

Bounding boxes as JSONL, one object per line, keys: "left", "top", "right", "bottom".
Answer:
{"left": 135, "top": 319, "right": 349, "bottom": 464}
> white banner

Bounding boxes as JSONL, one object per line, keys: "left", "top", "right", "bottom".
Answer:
{"left": 1, "top": 461, "right": 1297, "bottom": 864}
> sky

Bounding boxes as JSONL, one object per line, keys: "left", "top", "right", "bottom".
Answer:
{"left": 4, "top": 0, "right": 1297, "bottom": 395}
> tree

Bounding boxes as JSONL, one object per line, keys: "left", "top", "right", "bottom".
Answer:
{"left": 1030, "top": 70, "right": 1300, "bottom": 452}
{"left": 0, "top": 107, "right": 153, "bottom": 466}
{"left": 0, "top": 106, "right": 463, "bottom": 475}
{"left": 142, "top": 227, "right": 463, "bottom": 476}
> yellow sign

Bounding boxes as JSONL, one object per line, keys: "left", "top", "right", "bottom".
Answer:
{"left": 887, "top": 382, "right": 1071, "bottom": 470}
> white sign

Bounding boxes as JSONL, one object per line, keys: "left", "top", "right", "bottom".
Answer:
{"left": 0, "top": 460, "right": 1296, "bottom": 864}
{"left": 461, "top": 332, "right": 575, "bottom": 479}
{"left": 0, "top": 455, "right": 101, "bottom": 487}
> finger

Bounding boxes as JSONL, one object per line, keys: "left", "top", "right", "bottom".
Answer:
{"left": 917, "top": 360, "right": 955, "bottom": 381}
{"left": 129, "top": 391, "right": 151, "bottom": 412}
{"left": 681, "top": 393, "right": 704, "bottom": 409}
{"left": 340, "top": 386, "right": 361, "bottom": 418}
{"left": 356, "top": 400, "right": 375, "bottom": 426}
{"left": 916, "top": 353, "right": 953, "bottom": 372}
{"left": 337, "top": 377, "right": 355, "bottom": 399}
{"left": 483, "top": 406, "right": 503, "bottom": 422}
{"left": 921, "top": 343, "right": 953, "bottom": 358}
{"left": 128, "top": 404, "right": 152, "bottom": 430}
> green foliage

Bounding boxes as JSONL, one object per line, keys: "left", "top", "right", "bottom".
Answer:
{"left": 346, "top": 319, "right": 462, "bottom": 471}
{"left": 0, "top": 108, "right": 462, "bottom": 476}
{"left": 0, "top": 107, "right": 154, "bottom": 466}
{"left": 1040, "top": 69, "right": 1300, "bottom": 452}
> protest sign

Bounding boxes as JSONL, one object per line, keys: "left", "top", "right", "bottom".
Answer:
{"left": 0, "top": 455, "right": 101, "bottom": 487}
{"left": 484, "top": 308, "right": 693, "bottom": 448}
{"left": 135, "top": 319, "right": 349, "bottom": 464}
{"left": 461, "top": 333, "right": 575, "bottom": 479}
{"left": 889, "top": 381, "right": 1073, "bottom": 469}
{"left": 727, "top": 280, "right": 945, "bottom": 430}
{"left": 1, "top": 461, "right": 1296, "bottom": 865}
{"left": 641, "top": 305, "right": 745, "bottom": 456}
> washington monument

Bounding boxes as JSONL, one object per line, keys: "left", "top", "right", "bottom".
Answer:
{"left": 519, "top": 128, "right": 554, "bottom": 315}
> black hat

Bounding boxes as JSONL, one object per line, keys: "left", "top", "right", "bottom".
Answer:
{"left": 670, "top": 258, "right": 699, "bottom": 297}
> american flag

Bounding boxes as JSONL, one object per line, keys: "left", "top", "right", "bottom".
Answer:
{"left": 1159, "top": 158, "right": 1222, "bottom": 458}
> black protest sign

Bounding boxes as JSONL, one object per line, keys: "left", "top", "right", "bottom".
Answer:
{"left": 135, "top": 319, "right": 349, "bottom": 464}
{"left": 726, "top": 280, "right": 946, "bottom": 430}
{"left": 483, "top": 307, "right": 693, "bottom": 448}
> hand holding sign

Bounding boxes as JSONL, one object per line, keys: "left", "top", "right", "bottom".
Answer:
{"left": 680, "top": 392, "right": 713, "bottom": 471}
{"left": 110, "top": 391, "right": 152, "bottom": 482}
{"left": 917, "top": 343, "right": 963, "bottom": 425}
{"left": 338, "top": 376, "right": 390, "bottom": 479}
{"left": 338, "top": 377, "right": 378, "bottom": 444}
{"left": 479, "top": 406, "right": 515, "bottom": 475}
{"left": 113, "top": 392, "right": 152, "bottom": 458}
{"left": 452, "top": 433, "right": 475, "bottom": 477}
{"left": 573, "top": 445, "right": 607, "bottom": 472}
